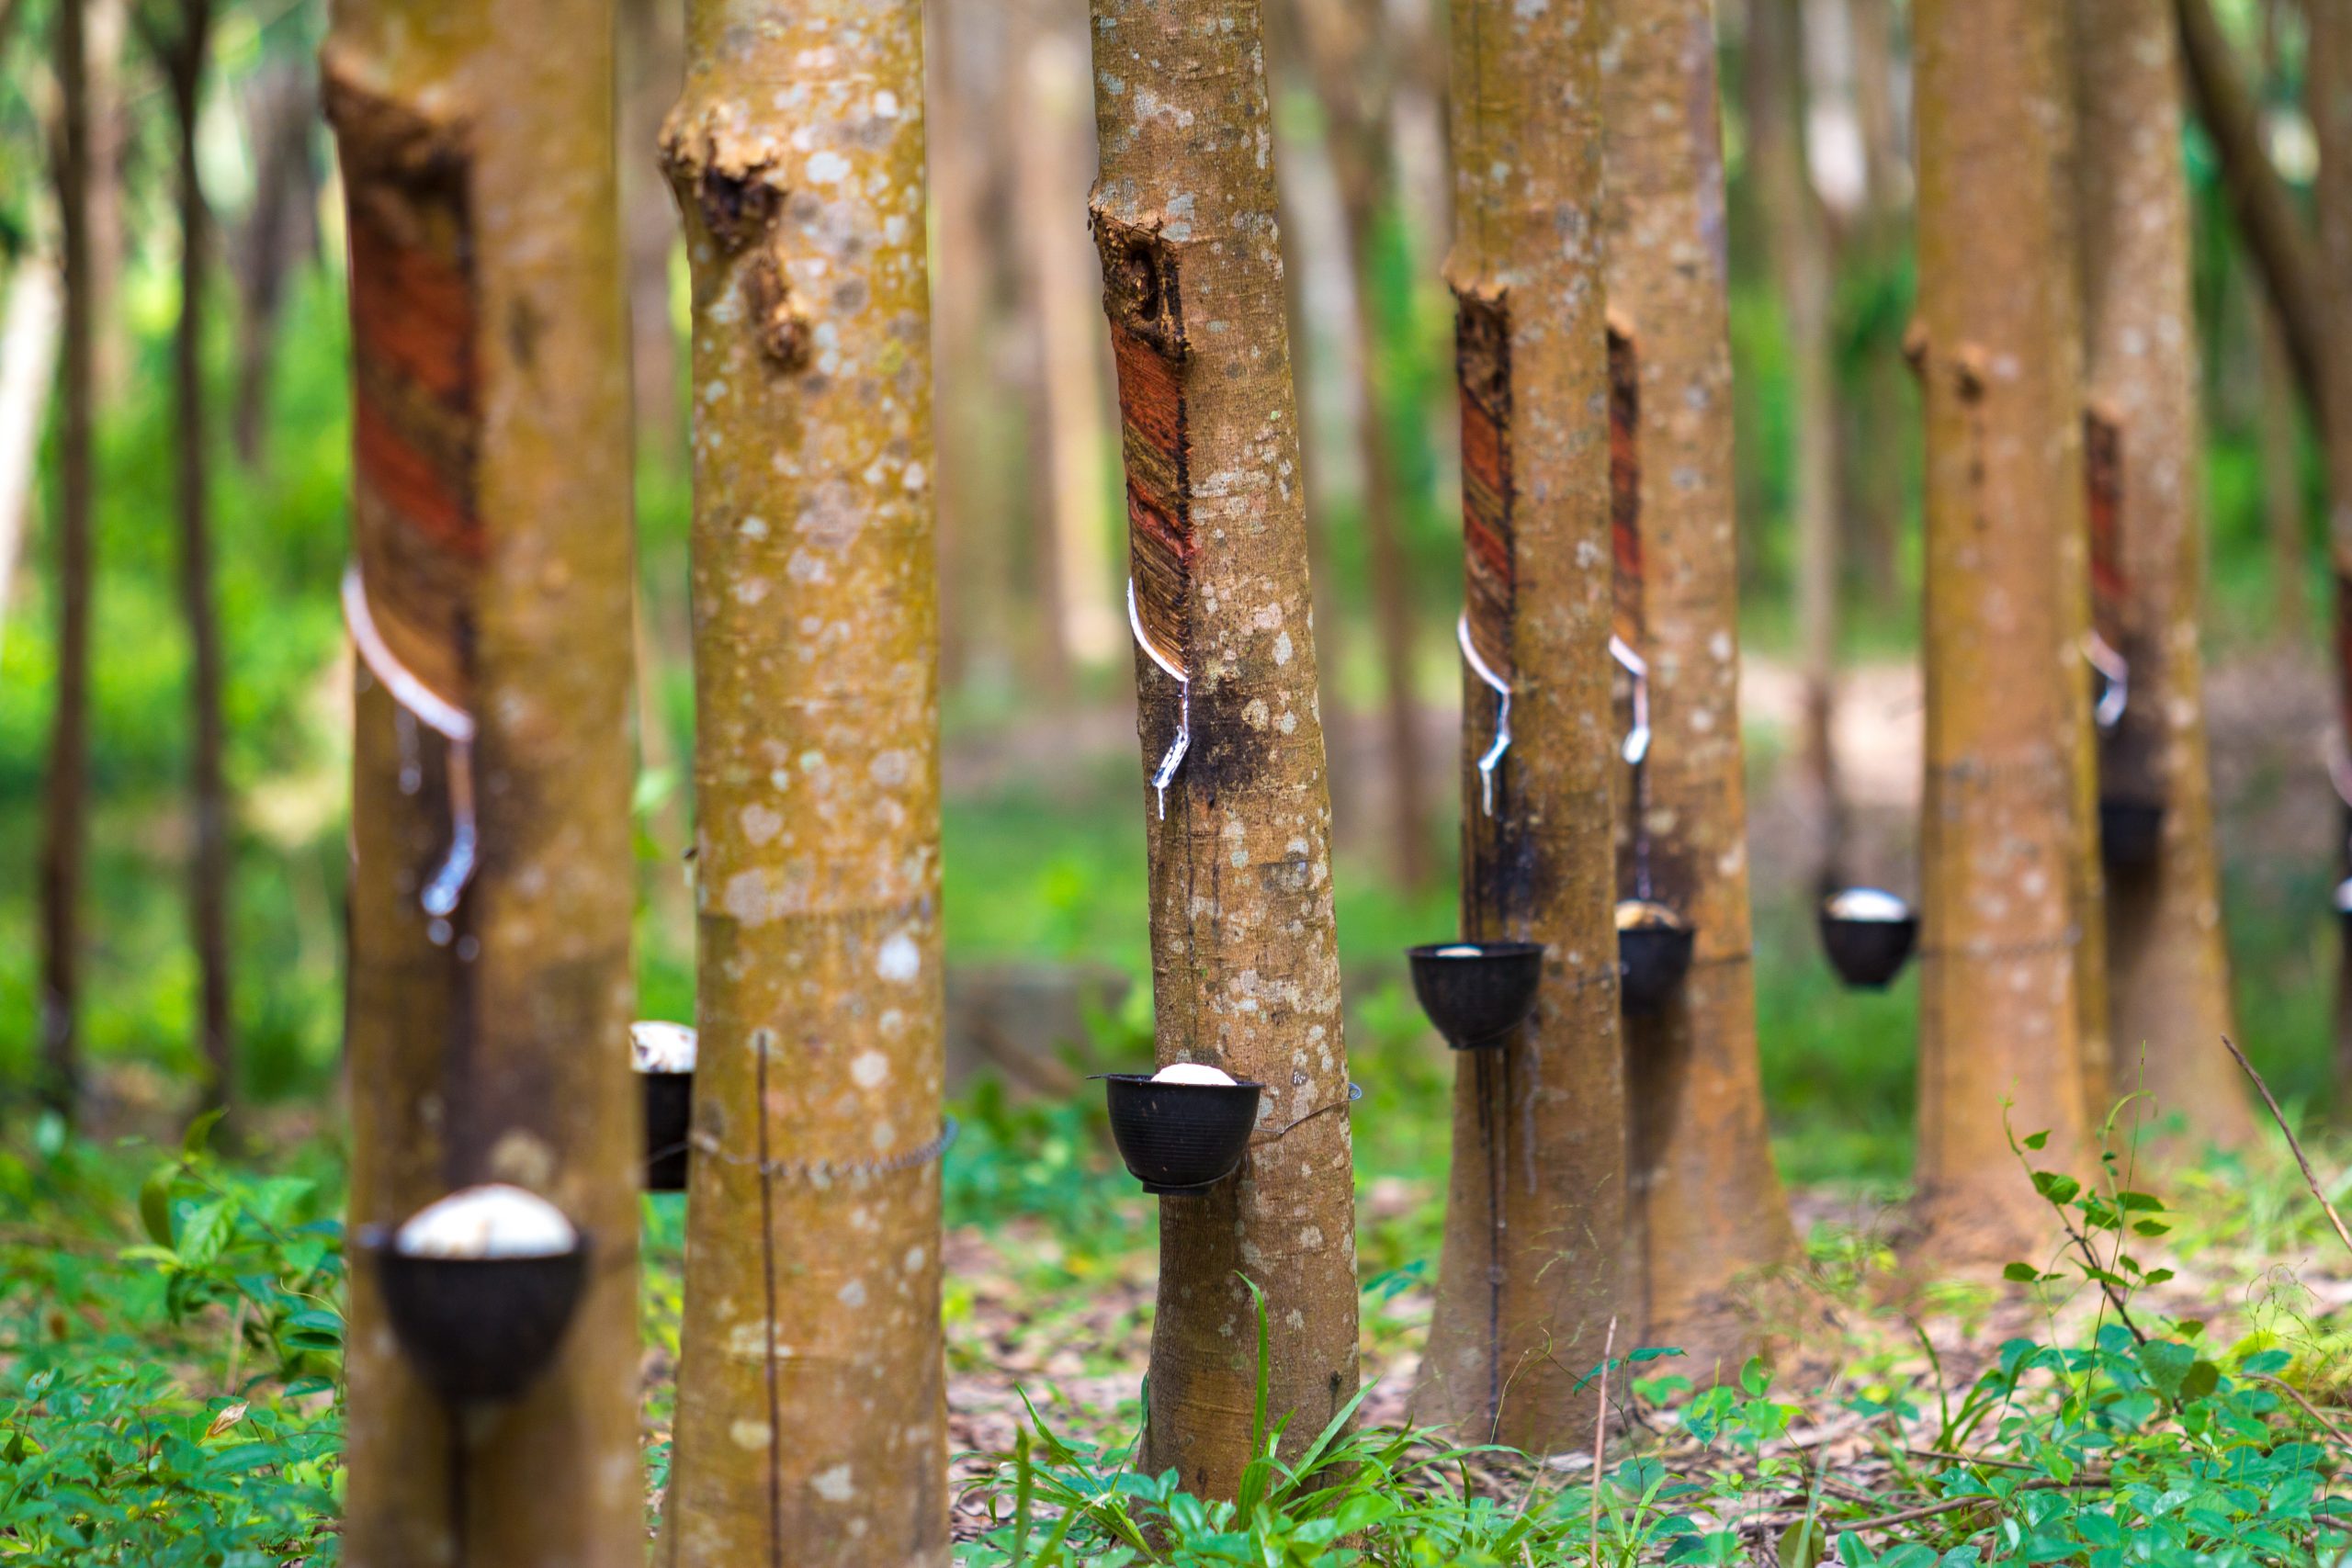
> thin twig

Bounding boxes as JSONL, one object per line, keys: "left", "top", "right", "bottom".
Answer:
{"left": 2249, "top": 1373, "right": 2352, "bottom": 1451}
{"left": 1839, "top": 1478, "right": 2102, "bottom": 1535}
{"left": 1903, "top": 1448, "right": 2036, "bottom": 1472}
{"left": 2222, "top": 1035, "right": 2352, "bottom": 1261}
{"left": 1589, "top": 1314, "right": 1615, "bottom": 1566}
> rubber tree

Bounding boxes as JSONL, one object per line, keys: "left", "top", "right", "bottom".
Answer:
{"left": 138, "top": 0, "right": 233, "bottom": 1109}
{"left": 1911, "top": 0, "right": 2104, "bottom": 1262}
{"left": 324, "top": 3, "right": 642, "bottom": 1562}
{"left": 40, "top": 0, "right": 95, "bottom": 1122}
{"left": 2313, "top": 0, "right": 2352, "bottom": 1104}
{"left": 1289, "top": 0, "right": 1436, "bottom": 893}
{"left": 2177, "top": 0, "right": 2352, "bottom": 1103}
{"left": 657, "top": 1, "right": 950, "bottom": 1559}
{"left": 1602, "top": 0, "right": 1798, "bottom": 1379}
{"left": 1417, "top": 0, "right": 1628, "bottom": 1451}
{"left": 1747, "top": 0, "right": 1849, "bottom": 891}
{"left": 1087, "top": 0, "right": 1361, "bottom": 1500}
{"left": 2074, "top": 0, "right": 2251, "bottom": 1154}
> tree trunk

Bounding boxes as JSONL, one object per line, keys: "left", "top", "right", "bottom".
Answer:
{"left": 86, "top": 0, "right": 126, "bottom": 402}
{"left": 1749, "top": 0, "right": 1848, "bottom": 893}
{"left": 2258, "top": 292, "right": 2309, "bottom": 637}
{"left": 1416, "top": 0, "right": 1626, "bottom": 1453}
{"left": 1911, "top": 0, "right": 2101, "bottom": 1263}
{"left": 1295, "top": 0, "right": 1432, "bottom": 893}
{"left": 324, "top": 1, "right": 643, "bottom": 1560}
{"left": 40, "top": 0, "right": 95, "bottom": 1122}
{"left": 1848, "top": 0, "right": 1907, "bottom": 215}
{"left": 0, "top": 261, "right": 61, "bottom": 668}
{"left": 1087, "top": 0, "right": 1361, "bottom": 1499}
{"left": 232, "top": 58, "right": 319, "bottom": 468}
{"left": 2176, "top": 0, "right": 2325, "bottom": 411}
{"left": 618, "top": 0, "right": 684, "bottom": 462}
{"left": 2075, "top": 0, "right": 2251, "bottom": 1156}
{"left": 152, "top": 0, "right": 234, "bottom": 1111}
{"left": 657, "top": 2, "right": 950, "bottom": 1558}
{"left": 2255, "top": 0, "right": 2310, "bottom": 640}
{"left": 1018, "top": 27, "right": 1116, "bottom": 682}
{"left": 1604, "top": 0, "right": 1798, "bottom": 1382}
{"left": 2310, "top": 0, "right": 2352, "bottom": 1111}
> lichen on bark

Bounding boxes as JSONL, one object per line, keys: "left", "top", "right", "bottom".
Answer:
{"left": 1417, "top": 0, "right": 1629, "bottom": 1456}
{"left": 655, "top": 2, "right": 949, "bottom": 1562}
{"left": 1086, "top": 0, "right": 1362, "bottom": 1503}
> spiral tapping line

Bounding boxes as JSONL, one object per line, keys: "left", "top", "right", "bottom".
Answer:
{"left": 1127, "top": 578, "right": 1191, "bottom": 818}
{"left": 343, "top": 563, "right": 479, "bottom": 919}
{"left": 1458, "top": 612, "right": 1511, "bottom": 817}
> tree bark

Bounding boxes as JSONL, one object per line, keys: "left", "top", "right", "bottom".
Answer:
{"left": 232, "top": 58, "right": 320, "bottom": 468}
{"left": 40, "top": 0, "right": 95, "bottom": 1122}
{"left": 1087, "top": 0, "right": 1361, "bottom": 1499}
{"left": 657, "top": 2, "right": 950, "bottom": 1559}
{"left": 1417, "top": 0, "right": 1627, "bottom": 1453}
{"left": 324, "top": 2, "right": 642, "bottom": 1562}
{"left": 146, "top": 0, "right": 234, "bottom": 1111}
{"left": 2176, "top": 0, "right": 2325, "bottom": 413}
{"left": 86, "top": 0, "right": 126, "bottom": 402}
{"left": 1294, "top": 0, "right": 1433, "bottom": 893}
{"left": 0, "top": 260, "right": 61, "bottom": 637}
{"left": 1748, "top": 0, "right": 1848, "bottom": 893}
{"left": 618, "top": 0, "right": 684, "bottom": 461}
{"left": 2312, "top": 0, "right": 2352, "bottom": 1111}
{"left": 1604, "top": 0, "right": 1798, "bottom": 1382}
{"left": 2255, "top": 0, "right": 2309, "bottom": 640}
{"left": 1911, "top": 0, "right": 2102, "bottom": 1263}
{"left": 2074, "top": 0, "right": 2251, "bottom": 1156}
{"left": 1017, "top": 27, "right": 1120, "bottom": 674}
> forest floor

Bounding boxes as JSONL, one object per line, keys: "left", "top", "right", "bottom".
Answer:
{"left": 8, "top": 648, "right": 2352, "bottom": 1560}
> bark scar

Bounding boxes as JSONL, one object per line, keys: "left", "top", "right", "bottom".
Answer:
{"left": 1094, "top": 210, "right": 1193, "bottom": 672}
{"left": 1455, "top": 282, "right": 1514, "bottom": 682}
{"left": 657, "top": 117, "right": 810, "bottom": 370}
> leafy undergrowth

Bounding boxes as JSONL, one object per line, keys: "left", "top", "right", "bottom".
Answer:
{"left": 0, "top": 1115, "right": 345, "bottom": 1562}
{"left": 953, "top": 1120, "right": 2352, "bottom": 1566}
{"left": 6, "top": 1099, "right": 2352, "bottom": 1565}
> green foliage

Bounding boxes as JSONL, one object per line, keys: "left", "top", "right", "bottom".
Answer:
{"left": 957, "top": 1153, "right": 2352, "bottom": 1567}
{"left": 0, "top": 1123, "right": 345, "bottom": 1562}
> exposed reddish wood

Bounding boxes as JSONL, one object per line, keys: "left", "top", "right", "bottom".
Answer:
{"left": 1456, "top": 285, "right": 1514, "bottom": 681}
{"left": 1100, "top": 218, "right": 1193, "bottom": 669}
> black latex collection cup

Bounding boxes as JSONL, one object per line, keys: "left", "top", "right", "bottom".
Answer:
{"left": 1099, "top": 1072, "right": 1264, "bottom": 1195}
{"left": 1615, "top": 901, "right": 1694, "bottom": 1015}
{"left": 1406, "top": 941, "right": 1545, "bottom": 1050}
{"left": 360, "top": 1229, "right": 590, "bottom": 1406}
{"left": 1818, "top": 887, "right": 1918, "bottom": 990}
{"left": 2098, "top": 798, "right": 2165, "bottom": 869}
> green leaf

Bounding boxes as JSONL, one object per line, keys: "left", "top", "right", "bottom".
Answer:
{"left": 139, "top": 1166, "right": 177, "bottom": 1248}
{"left": 2030, "top": 1171, "right": 2080, "bottom": 1206}
{"left": 2135, "top": 1339, "right": 2197, "bottom": 1400}
{"left": 182, "top": 1107, "right": 228, "bottom": 1160}
{"left": 1740, "top": 1356, "right": 1771, "bottom": 1397}
{"left": 1781, "top": 1517, "right": 1827, "bottom": 1568}
{"left": 2002, "top": 1262, "right": 2043, "bottom": 1283}
{"left": 2022, "top": 1131, "right": 2050, "bottom": 1150}
{"left": 2180, "top": 1359, "right": 2222, "bottom": 1402}
{"left": 2132, "top": 1220, "right": 2171, "bottom": 1236}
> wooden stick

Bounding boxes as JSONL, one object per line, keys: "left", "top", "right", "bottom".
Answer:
{"left": 1589, "top": 1315, "right": 1615, "bottom": 1565}
{"left": 2220, "top": 1034, "right": 2352, "bottom": 1260}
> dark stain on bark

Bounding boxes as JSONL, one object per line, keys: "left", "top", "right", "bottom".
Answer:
{"left": 1608, "top": 318, "right": 1643, "bottom": 646}
{"left": 745, "top": 252, "right": 812, "bottom": 370}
